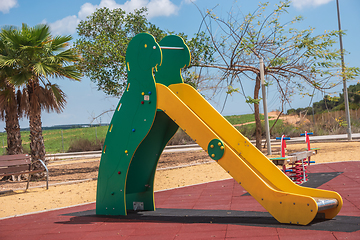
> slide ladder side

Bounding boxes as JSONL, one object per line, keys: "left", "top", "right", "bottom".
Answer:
{"left": 168, "top": 83, "right": 342, "bottom": 220}
{"left": 96, "top": 33, "right": 162, "bottom": 216}
{"left": 156, "top": 83, "right": 319, "bottom": 225}
{"left": 126, "top": 35, "right": 190, "bottom": 210}
{"left": 125, "top": 35, "right": 191, "bottom": 213}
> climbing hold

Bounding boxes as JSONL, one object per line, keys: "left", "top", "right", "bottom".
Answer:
{"left": 148, "top": 91, "right": 152, "bottom": 95}
{"left": 207, "top": 139, "right": 225, "bottom": 161}
{"left": 148, "top": 100, "right": 151, "bottom": 104}
{"left": 153, "top": 46, "right": 156, "bottom": 49}
{"left": 118, "top": 171, "right": 121, "bottom": 175}
{"left": 144, "top": 44, "right": 147, "bottom": 48}
{"left": 125, "top": 150, "right": 128, "bottom": 154}
{"left": 141, "top": 101, "right": 144, "bottom": 104}
{"left": 111, "top": 192, "right": 115, "bottom": 195}
{"left": 141, "top": 92, "right": 145, "bottom": 95}
{"left": 132, "top": 129, "right": 136, "bottom": 132}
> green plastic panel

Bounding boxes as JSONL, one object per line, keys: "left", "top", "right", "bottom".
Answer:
{"left": 96, "top": 33, "right": 192, "bottom": 216}
{"left": 96, "top": 33, "right": 161, "bottom": 215}
{"left": 156, "top": 35, "right": 190, "bottom": 86}
{"left": 208, "top": 139, "right": 225, "bottom": 161}
{"left": 125, "top": 111, "right": 178, "bottom": 211}
{"left": 125, "top": 35, "right": 191, "bottom": 212}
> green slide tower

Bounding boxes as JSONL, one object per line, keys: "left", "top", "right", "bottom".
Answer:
{"left": 96, "top": 33, "right": 190, "bottom": 215}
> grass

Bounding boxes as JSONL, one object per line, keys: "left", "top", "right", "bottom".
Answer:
{"left": 224, "top": 113, "right": 264, "bottom": 125}
{"left": 2, "top": 111, "right": 358, "bottom": 154}
{"left": 0, "top": 114, "right": 273, "bottom": 154}
{"left": 0, "top": 126, "right": 109, "bottom": 154}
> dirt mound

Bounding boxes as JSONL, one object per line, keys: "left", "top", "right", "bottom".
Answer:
{"left": 268, "top": 111, "right": 309, "bottom": 125}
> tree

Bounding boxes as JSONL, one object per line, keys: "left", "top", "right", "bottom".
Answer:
{"left": 75, "top": 7, "right": 165, "bottom": 97}
{"left": 197, "top": 1, "right": 360, "bottom": 150}
{"left": 75, "top": 7, "right": 215, "bottom": 98}
{"left": 0, "top": 28, "right": 23, "bottom": 155}
{"left": 0, "top": 24, "right": 81, "bottom": 167}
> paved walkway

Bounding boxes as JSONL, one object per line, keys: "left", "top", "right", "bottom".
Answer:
{"left": 1, "top": 161, "right": 359, "bottom": 240}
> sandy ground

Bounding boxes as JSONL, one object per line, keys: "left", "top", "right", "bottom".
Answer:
{"left": 0, "top": 141, "right": 359, "bottom": 219}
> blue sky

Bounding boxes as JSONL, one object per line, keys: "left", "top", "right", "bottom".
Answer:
{"left": 0, "top": 0, "right": 359, "bottom": 131}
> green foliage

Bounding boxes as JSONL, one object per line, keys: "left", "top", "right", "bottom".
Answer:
{"left": 75, "top": 7, "right": 165, "bottom": 97}
{"left": 180, "top": 31, "right": 215, "bottom": 89}
{"left": 288, "top": 82, "right": 360, "bottom": 114}
{"left": 183, "top": 31, "right": 215, "bottom": 68}
{"left": 245, "top": 96, "right": 261, "bottom": 105}
{"left": 1, "top": 24, "right": 81, "bottom": 87}
{"left": 75, "top": 7, "right": 215, "bottom": 96}
{"left": 0, "top": 23, "right": 82, "bottom": 162}
{"left": 226, "top": 85, "right": 240, "bottom": 95}
{"left": 167, "top": 128, "right": 195, "bottom": 145}
{"left": 67, "top": 138, "right": 104, "bottom": 153}
{"left": 202, "top": 0, "right": 360, "bottom": 108}
{"left": 198, "top": 0, "right": 357, "bottom": 149}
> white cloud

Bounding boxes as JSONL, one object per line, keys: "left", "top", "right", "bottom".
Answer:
{"left": 78, "top": 3, "right": 98, "bottom": 20}
{"left": 49, "top": 0, "right": 183, "bottom": 35}
{"left": 181, "top": 0, "right": 195, "bottom": 4}
{"left": 79, "top": 0, "right": 179, "bottom": 19}
{"left": 0, "top": 0, "right": 18, "bottom": 13}
{"left": 49, "top": 15, "right": 80, "bottom": 35}
{"left": 292, "top": 0, "right": 334, "bottom": 10}
{"left": 147, "top": 0, "right": 179, "bottom": 18}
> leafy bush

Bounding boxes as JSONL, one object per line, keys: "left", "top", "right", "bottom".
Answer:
{"left": 167, "top": 128, "right": 195, "bottom": 145}
{"left": 67, "top": 138, "right": 104, "bottom": 152}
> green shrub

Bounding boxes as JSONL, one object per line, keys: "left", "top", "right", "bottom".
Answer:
{"left": 167, "top": 128, "right": 195, "bottom": 145}
{"left": 67, "top": 138, "right": 104, "bottom": 152}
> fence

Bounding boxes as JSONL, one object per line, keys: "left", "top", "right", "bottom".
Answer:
{"left": 305, "top": 109, "right": 360, "bottom": 125}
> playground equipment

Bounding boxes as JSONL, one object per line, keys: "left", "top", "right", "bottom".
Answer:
{"left": 96, "top": 33, "right": 342, "bottom": 225}
{"left": 272, "top": 132, "right": 317, "bottom": 184}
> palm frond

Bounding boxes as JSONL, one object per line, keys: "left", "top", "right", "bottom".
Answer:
{"left": 8, "top": 71, "right": 33, "bottom": 86}
{"left": 55, "top": 48, "right": 81, "bottom": 63}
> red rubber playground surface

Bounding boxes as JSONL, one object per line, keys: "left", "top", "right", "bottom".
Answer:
{"left": 1, "top": 161, "right": 360, "bottom": 240}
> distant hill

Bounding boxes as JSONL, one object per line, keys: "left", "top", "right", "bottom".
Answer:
{"left": 20, "top": 123, "right": 109, "bottom": 131}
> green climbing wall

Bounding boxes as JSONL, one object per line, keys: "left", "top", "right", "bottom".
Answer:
{"left": 96, "top": 33, "right": 161, "bottom": 215}
{"left": 96, "top": 33, "right": 191, "bottom": 216}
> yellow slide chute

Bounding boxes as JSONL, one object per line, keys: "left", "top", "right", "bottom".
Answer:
{"left": 156, "top": 83, "right": 342, "bottom": 225}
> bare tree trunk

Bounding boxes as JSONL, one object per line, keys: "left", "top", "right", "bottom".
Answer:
{"left": 254, "top": 74, "right": 262, "bottom": 150}
{"left": 27, "top": 81, "right": 46, "bottom": 172}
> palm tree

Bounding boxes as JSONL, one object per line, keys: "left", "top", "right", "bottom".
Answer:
{"left": 0, "top": 78, "right": 23, "bottom": 155}
{"left": 0, "top": 28, "right": 23, "bottom": 155}
{"left": 0, "top": 24, "right": 81, "bottom": 167}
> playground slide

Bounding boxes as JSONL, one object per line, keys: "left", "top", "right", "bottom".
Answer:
{"left": 156, "top": 82, "right": 343, "bottom": 225}
{"left": 96, "top": 33, "right": 342, "bottom": 226}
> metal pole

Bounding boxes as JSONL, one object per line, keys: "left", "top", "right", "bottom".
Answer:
{"left": 95, "top": 126, "right": 98, "bottom": 142}
{"left": 336, "top": 0, "right": 352, "bottom": 140}
{"left": 312, "top": 103, "right": 315, "bottom": 125}
{"left": 260, "top": 57, "right": 271, "bottom": 155}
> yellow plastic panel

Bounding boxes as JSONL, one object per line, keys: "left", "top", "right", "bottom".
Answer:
{"left": 166, "top": 83, "right": 342, "bottom": 222}
{"left": 156, "top": 83, "right": 321, "bottom": 225}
